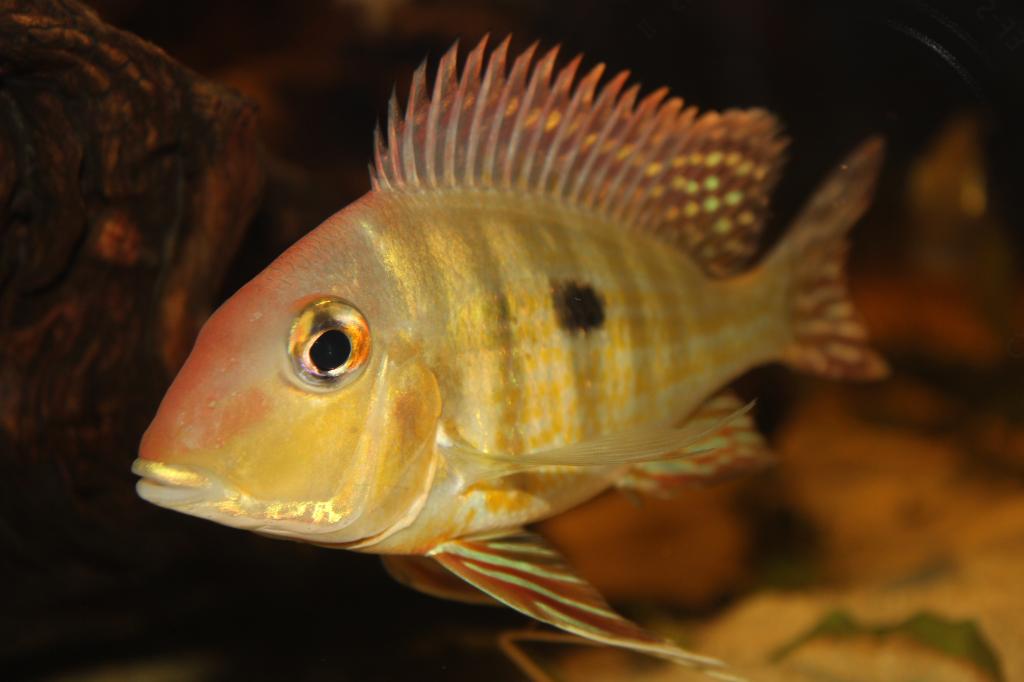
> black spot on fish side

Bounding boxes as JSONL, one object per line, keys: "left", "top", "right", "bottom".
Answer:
{"left": 551, "top": 280, "right": 605, "bottom": 333}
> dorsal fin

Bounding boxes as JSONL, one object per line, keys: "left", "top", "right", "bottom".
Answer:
{"left": 371, "top": 35, "right": 790, "bottom": 276}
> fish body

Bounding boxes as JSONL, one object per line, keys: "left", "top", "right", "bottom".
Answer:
{"left": 134, "top": 36, "right": 886, "bottom": 678}
{"left": 324, "top": 189, "right": 784, "bottom": 552}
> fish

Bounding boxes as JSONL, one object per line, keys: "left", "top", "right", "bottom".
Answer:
{"left": 132, "top": 35, "right": 887, "bottom": 679}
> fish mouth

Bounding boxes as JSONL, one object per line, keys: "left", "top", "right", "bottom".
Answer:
{"left": 131, "top": 459, "right": 313, "bottom": 535}
{"left": 131, "top": 459, "right": 380, "bottom": 542}
{"left": 132, "top": 459, "right": 225, "bottom": 508}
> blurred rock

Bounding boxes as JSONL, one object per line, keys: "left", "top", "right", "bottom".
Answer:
{"left": 540, "top": 479, "right": 755, "bottom": 609}
{"left": 693, "top": 533, "right": 1024, "bottom": 681}
{"left": 777, "top": 387, "right": 1023, "bottom": 583}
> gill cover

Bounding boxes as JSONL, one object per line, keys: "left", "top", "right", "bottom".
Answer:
{"left": 333, "top": 351, "right": 442, "bottom": 545}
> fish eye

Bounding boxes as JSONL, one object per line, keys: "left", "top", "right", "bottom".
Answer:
{"left": 288, "top": 298, "right": 370, "bottom": 390}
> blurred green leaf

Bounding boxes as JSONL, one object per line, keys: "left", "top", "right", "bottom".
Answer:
{"left": 770, "top": 609, "right": 1003, "bottom": 681}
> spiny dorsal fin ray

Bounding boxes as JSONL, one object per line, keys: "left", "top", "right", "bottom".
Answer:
{"left": 430, "top": 530, "right": 742, "bottom": 679}
{"left": 371, "top": 35, "right": 790, "bottom": 277}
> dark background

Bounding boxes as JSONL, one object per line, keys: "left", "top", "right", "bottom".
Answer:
{"left": 3, "top": 1, "right": 1024, "bottom": 680}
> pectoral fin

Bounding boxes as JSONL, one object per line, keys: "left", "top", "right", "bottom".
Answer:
{"left": 445, "top": 400, "right": 753, "bottom": 482}
{"left": 429, "top": 530, "right": 733, "bottom": 677}
{"left": 618, "top": 390, "right": 773, "bottom": 495}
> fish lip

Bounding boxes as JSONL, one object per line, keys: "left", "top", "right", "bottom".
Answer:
{"left": 132, "top": 458, "right": 223, "bottom": 508}
{"left": 130, "top": 460, "right": 377, "bottom": 540}
{"left": 132, "top": 459, "right": 273, "bottom": 532}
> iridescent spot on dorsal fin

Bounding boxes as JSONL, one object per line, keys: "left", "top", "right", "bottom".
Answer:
{"left": 370, "top": 35, "right": 791, "bottom": 277}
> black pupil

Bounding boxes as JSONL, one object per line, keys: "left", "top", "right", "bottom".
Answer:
{"left": 308, "top": 329, "right": 352, "bottom": 373}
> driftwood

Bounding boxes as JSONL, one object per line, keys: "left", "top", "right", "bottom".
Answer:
{"left": 0, "top": 0, "right": 263, "bottom": 661}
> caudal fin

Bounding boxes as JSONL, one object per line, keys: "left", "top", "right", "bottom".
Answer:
{"left": 770, "top": 137, "right": 888, "bottom": 380}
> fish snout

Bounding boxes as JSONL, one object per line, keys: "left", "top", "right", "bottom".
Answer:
{"left": 139, "top": 372, "right": 271, "bottom": 460}
{"left": 134, "top": 375, "right": 269, "bottom": 509}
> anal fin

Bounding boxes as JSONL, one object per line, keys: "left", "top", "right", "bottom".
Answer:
{"left": 429, "top": 530, "right": 734, "bottom": 678}
{"left": 618, "top": 390, "right": 773, "bottom": 496}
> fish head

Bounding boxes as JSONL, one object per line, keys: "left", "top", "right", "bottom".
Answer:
{"left": 134, "top": 201, "right": 443, "bottom": 546}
